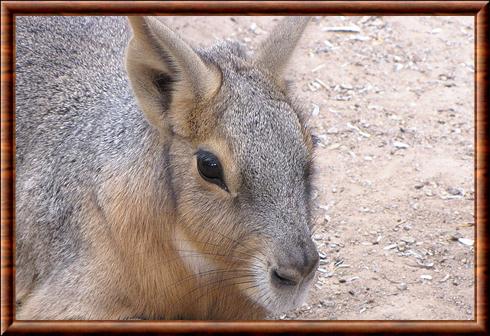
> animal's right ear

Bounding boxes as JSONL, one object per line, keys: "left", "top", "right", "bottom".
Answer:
{"left": 125, "top": 17, "right": 221, "bottom": 135}
{"left": 254, "top": 17, "right": 310, "bottom": 84}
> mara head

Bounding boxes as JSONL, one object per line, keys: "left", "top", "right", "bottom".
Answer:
{"left": 125, "top": 16, "right": 319, "bottom": 317}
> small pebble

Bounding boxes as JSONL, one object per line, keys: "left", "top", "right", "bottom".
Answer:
{"left": 447, "top": 187, "right": 463, "bottom": 196}
{"left": 320, "top": 300, "right": 335, "bottom": 308}
{"left": 384, "top": 243, "right": 398, "bottom": 250}
{"left": 393, "top": 141, "right": 409, "bottom": 149}
{"left": 401, "top": 237, "right": 416, "bottom": 244}
{"left": 323, "top": 40, "right": 334, "bottom": 50}
{"left": 439, "top": 274, "right": 450, "bottom": 282}
{"left": 322, "top": 25, "right": 361, "bottom": 33}
{"left": 458, "top": 238, "right": 474, "bottom": 246}
{"left": 397, "top": 282, "right": 408, "bottom": 291}
{"left": 311, "top": 104, "right": 320, "bottom": 117}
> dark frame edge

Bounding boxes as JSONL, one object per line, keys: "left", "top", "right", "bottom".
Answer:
{"left": 476, "top": 2, "right": 489, "bottom": 336}
{"left": 1, "top": 1, "right": 15, "bottom": 335}
{"left": 1, "top": 1, "right": 489, "bottom": 15}
{"left": 3, "top": 320, "right": 488, "bottom": 335}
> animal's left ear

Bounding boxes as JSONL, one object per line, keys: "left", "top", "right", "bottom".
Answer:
{"left": 254, "top": 17, "right": 310, "bottom": 79}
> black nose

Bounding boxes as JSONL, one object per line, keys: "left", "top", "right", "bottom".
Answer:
{"left": 270, "top": 249, "right": 319, "bottom": 288}
{"left": 271, "top": 267, "right": 301, "bottom": 287}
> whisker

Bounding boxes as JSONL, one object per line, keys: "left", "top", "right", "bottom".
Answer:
{"left": 177, "top": 221, "right": 268, "bottom": 260}
{"left": 175, "top": 274, "right": 258, "bottom": 308}
{"left": 120, "top": 238, "right": 266, "bottom": 265}
{"left": 163, "top": 267, "right": 260, "bottom": 291}
{"left": 137, "top": 248, "right": 266, "bottom": 272}
{"left": 180, "top": 277, "right": 260, "bottom": 313}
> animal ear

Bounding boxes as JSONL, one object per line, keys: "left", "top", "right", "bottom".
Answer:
{"left": 254, "top": 16, "right": 310, "bottom": 77}
{"left": 125, "top": 16, "right": 221, "bottom": 134}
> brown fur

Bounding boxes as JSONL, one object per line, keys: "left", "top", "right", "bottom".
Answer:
{"left": 16, "top": 16, "right": 317, "bottom": 320}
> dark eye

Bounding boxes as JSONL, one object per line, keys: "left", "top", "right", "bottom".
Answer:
{"left": 196, "top": 150, "right": 229, "bottom": 192}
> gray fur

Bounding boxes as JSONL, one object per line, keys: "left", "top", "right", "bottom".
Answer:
{"left": 16, "top": 15, "right": 137, "bottom": 293}
{"left": 16, "top": 16, "right": 318, "bottom": 320}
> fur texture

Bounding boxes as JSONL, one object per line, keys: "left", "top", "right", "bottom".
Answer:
{"left": 15, "top": 16, "right": 318, "bottom": 320}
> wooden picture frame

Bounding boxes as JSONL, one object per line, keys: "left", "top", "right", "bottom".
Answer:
{"left": 1, "top": 1, "right": 488, "bottom": 334}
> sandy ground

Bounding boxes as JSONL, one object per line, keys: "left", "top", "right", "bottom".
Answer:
{"left": 166, "top": 16, "right": 475, "bottom": 320}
